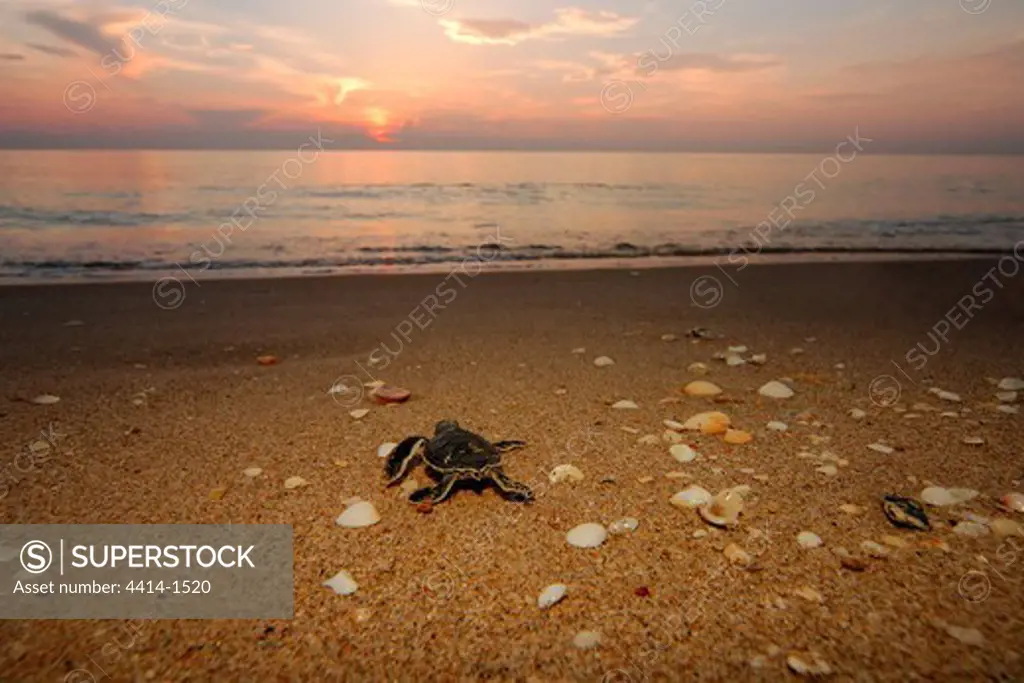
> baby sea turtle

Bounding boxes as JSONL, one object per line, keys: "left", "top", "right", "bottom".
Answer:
{"left": 882, "top": 495, "right": 931, "bottom": 531}
{"left": 385, "top": 420, "right": 534, "bottom": 504}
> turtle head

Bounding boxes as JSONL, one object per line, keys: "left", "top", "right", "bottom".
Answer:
{"left": 434, "top": 419, "right": 459, "bottom": 435}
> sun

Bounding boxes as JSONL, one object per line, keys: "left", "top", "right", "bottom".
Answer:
{"left": 364, "top": 107, "right": 398, "bottom": 143}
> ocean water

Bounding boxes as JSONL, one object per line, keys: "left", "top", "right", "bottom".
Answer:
{"left": 1, "top": 150, "right": 1023, "bottom": 283}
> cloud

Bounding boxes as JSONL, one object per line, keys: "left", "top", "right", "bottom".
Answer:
{"left": 642, "top": 53, "right": 783, "bottom": 74}
{"left": 440, "top": 7, "right": 637, "bottom": 46}
{"left": 25, "top": 43, "right": 78, "bottom": 58}
{"left": 23, "top": 9, "right": 124, "bottom": 57}
{"left": 0, "top": 53, "right": 25, "bottom": 61}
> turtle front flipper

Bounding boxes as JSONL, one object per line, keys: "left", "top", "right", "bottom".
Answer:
{"left": 409, "top": 474, "right": 459, "bottom": 504}
{"left": 386, "top": 436, "right": 428, "bottom": 486}
{"left": 490, "top": 469, "right": 534, "bottom": 503}
{"left": 493, "top": 439, "right": 527, "bottom": 454}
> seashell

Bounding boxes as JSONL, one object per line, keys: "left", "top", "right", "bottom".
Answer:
{"left": 723, "top": 543, "right": 753, "bottom": 568}
{"left": 792, "top": 586, "right": 824, "bottom": 603}
{"left": 243, "top": 467, "right": 263, "bottom": 478}
{"left": 371, "top": 385, "right": 411, "bottom": 404}
{"left": 687, "top": 362, "right": 709, "bottom": 375}
{"left": 661, "top": 334, "right": 677, "bottom": 342}
{"left": 611, "top": 399, "right": 638, "bottom": 410}
{"left": 860, "top": 540, "right": 889, "bottom": 558}
{"left": 839, "top": 504, "right": 863, "bottom": 515}
{"left": 593, "top": 356, "right": 615, "bottom": 367}
{"left": 566, "top": 523, "right": 607, "bottom": 548}
{"left": 990, "top": 518, "right": 1023, "bottom": 538}
{"left": 663, "top": 419, "right": 686, "bottom": 431}
{"left": 961, "top": 435, "right": 984, "bottom": 446}
{"left": 323, "top": 570, "right": 358, "bottom": 595}
{"left": 942, "top": 624, "right": 985, "bottom": 646}
{"left": 867, "top": 443, "right": 894, "bottom": 454}
{"left": 669, "top": 444, "right": 698, "bottom": 463}
{"left": 364, "top": 380, "right": 385, "bottom": 389}
{"left": 284, "top": 476, "right": 308, "bottom": 490}
{"left": 996, "top": 391, "right": 1018, "bottom": 403}
{"left": 256, "top": 355, "right": 278, "bottom": 366}
{"left": 723, "top": 429, "right": 752, "bottom": 445}
{"left": 683, "top": 380, "right": 722, "bottom": 397}
{"left": 30, "top": 394, "right": 60, "bottom": 405}
{"left": 670, "top": 485, "right": 712, "bottom": 509}
{"left": 699, "top": 489, "right": 743, "bottom": 527}
{"left": 953, "top": 521, "right": 989, "bottom": 538}
{"left": 921, "top": 486, "right": 978, "bottom": 506}
{"left": 787, "top": 654, "right": 832, "bottom": 677}
{"left": 848, "top": 408, "right": 867, "bottom": 420}
{"left": 681, "top": 411, "right": 731, "bottom": 434}
{"left": 758, "top": 381, "right": 794, "bottom": 399}
{"left": 725, "top": 355, "right": 746, "bottom": 367}
{"left": 815, "top": 464, "right": 838, "bottom": 476}
{"left": 936, "top": 390, "right": 961, "bottom": 402}
{"left": 573, "top": 631, "right": 601, "bottom": 650}
{"left": 538, "top": 584, "right": 567, "bottom": 609}
{"left": 328, "top": 381, "right": 355, "bottom": 396}
{"left": 766, "top": 421, "right": 788, "bottom": 432}
{"left": 998, "top": 405, "right": 1019, "bottom": 414}
{"left": 750, "top": 353, "right": 767, "bottom": 365}
{"left": 728, "top": 345, "right": 748, "bottom": 353}
{"left": 349, "top": 408, "right": 370, "bottom": 419}
{"left": 998, "top": 377, "right": 1024, "bottom": 391}
{"left": 608, "top": 517, "right": 639, "bottom": 534}
{"left": 881, "top": 495, "right": 930, "bottom": 531}
{"left": 797, "top": 531, "right": 822, "bottom": 549}
{"left": 336, "top": 501, "right": 381, "bottom": 528}
{"left": 549, "top": 464, "right": 584, "bottom": 484}
{"left": 378, "top": 442, "right": 397, "bottom": 459}
{"left": 881, "top": 535, "right": 908, "bottom": 548}
{"left": 637, "top": 434, "right": 660, "bottom": 446}
{"left": 1001, "top": 492, "right": 1024, "bottom": 513}
{"left": 662, "top": 429, "right": 684, "bottom": 444}
{"left": 571, "top": 347, "right": 586, "bottom": 354}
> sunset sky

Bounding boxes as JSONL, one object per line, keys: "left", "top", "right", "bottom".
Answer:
{"left": 0, "top": 0, "right": 1022, "bottom": 151}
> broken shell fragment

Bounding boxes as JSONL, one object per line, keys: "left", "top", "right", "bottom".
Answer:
{"left": 669, "top": 444, "right": 698, "bottom": 463}
{"left": 371, "top": 385, "right": 411, "bottom": 404}
{"left": 549, "top": 464, "right": 585, "bottom": 484}
{"left": 683, "top": 380, "right": 722, "bottom": 397}
{"left": 323, "top": 570, "right": 358, "bottom": 595}
{"left": 336, "top": 501, "right": 381, "bottom": 528}
{"left": 538, "top": 584, "right": 568, "bottom": 609}
{"left": 723, "top": 429, "right": 753, "bottom": 445}
{"left": 670, "top": 485, "right": 712, "bottom": 509}
{"left": 724, "top": 543, "right": 753, "bottom": 568}
{"left": 699, "top": 489, "right": 744, "bottom": 528}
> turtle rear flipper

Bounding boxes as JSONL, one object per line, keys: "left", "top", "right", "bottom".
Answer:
{"left": 493, "top": 439, "right": 527, "bottom": 454}
{"left": 386, "top": 436, "right": 428, "bottom": 486}
{"left": 409, "top": 474, "right": 459, "bottom": 504}
{"left": 491, "top": 469, "right": 534, "bottom": 503}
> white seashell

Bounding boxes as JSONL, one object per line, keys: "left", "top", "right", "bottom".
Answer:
{"left": 723, "top": 543, "right": 753, "bottom": 567}
{"left": 573, "top": 631, "right": 601, "bottom": 649}
{"left": 566, "top": 523, "right": 607, "bottom": 548}
{"left": 962, "top": 436, "right": 984, "bottom": 445}
{"left": 797, "top": 532, "right": 822, "bottom": 549}
{"left": 284, "top": 476, "right": 308, "bottom": 490}
{"left": 839, "top": 504, "right": 863, "bottom": 515}
{"left": 378, "top": 442, "right": 398, "bottom": 459}
{"left": 766, "top": 421, "right": 788, "bottom": 432}
{"left": 571, "top": 347, "right": 586, "bottom": 354}
{"left": 725, "top": 355, "right": 746, "bottom": 367}
{"left": 816, "top": 464, "right": 838, "bottom": 476}
{"left": 936, "top": 390, "right": 961, "bottom": 402}
{"left": 758, "top": 381, "right": 794, "bottom": 399}
{"left": 943, "top": 624, "right": 985, "bottom": 646}
{"left": 323, "top": 570, "right": 358, "bottom": 595}
{"left": 608, "top": 517, "right": 639, "bottom": 534}
{"left": 611, "top": 399, "right": 638, "bottom": 410}
{"left": 549, "top": 464, "right": 584, "bottom": 484}
{"left": 728, "top": 345, "right": 748, "bottom": 354}
{"left": 867, "top": 443, "right": 894, "bottom": 454}
{"left": 670, "top": 485, "right": 712, "bottom": 509}
{"left": 848, "top": 408, "right": 867, "bottom": 420}
{"left": 663, "top": 419, "right": 686, "bottom": 431}
{"left": 593, "top": 356, "right": 614, "bottom": 367}
{"left": 998, "top": 405, "right": 1018, "bottom": 414}
{"left": 669, "top": 444, "right": 698, "bottom": 463}
{"left": 699, "top": 489, "right": 743, "bottom": 527}
{"left": 336, "top": 501, "right": 381, "bottom": 528}
{"left": 996, "top": 391, "right": 1018, "bottom": 403}
{"left": 687, "top": 362, "right": 709, "bottom": 375}
{"left": 953, "top": 521, "right": 989, "bottom": 538}
{"left": 637, "top": 434, "right": 660, "bottom": 446}
{"left": 328, "top": 382, "right": 353, "bottom": 395}
{"left": 243, "top": 467, "right": 263, "bottom": 478}
{"left": 750, "top": 353, "right": 767, "bottom": 365}
{"left": 683, "top": 380, "right": 723, "bottom": 397}
{"left": 998, "top": 377, "right": 1024, "bottom": 391}
{"left": 349, "top": 409, "right": 370, "bottom": 419}
{"left": 661, "top": 334, "right": 677, "bottom": 342}
{"left": 860, "top": 540, "right": 889, "bottom": 558}
{"left": 792, "top": 586, "right": 824, "bottom": 603}
{"left": 662, "top": 429, "right": 684, "bottom": 444}
{"left": 787, "top": 654, "right": 832, "bottom": 676}
{"left": 920, "top": 486, "right": 954, "bottom": 506}
{"left": 1001, "top": 492, "right": 1024, "bottom": 512}
{"left": 538, "top": 583, "right": 567, "bottom": 609}
{"left": 30, "top": 394, "right": 60, "bottom": 405}
{"left": 790, "top": 347, "right": 804, "bottom": 355}
{"left": 681, "top": 411, "right": 731, "bottom": 434}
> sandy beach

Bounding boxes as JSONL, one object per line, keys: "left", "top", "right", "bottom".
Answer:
{"left": 1, "top": 259, "right": 1023, "bottom": 682}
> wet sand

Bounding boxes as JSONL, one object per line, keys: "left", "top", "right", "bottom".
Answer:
{"left": 1, "top": 260, "right": 1023, "bottom": 682}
